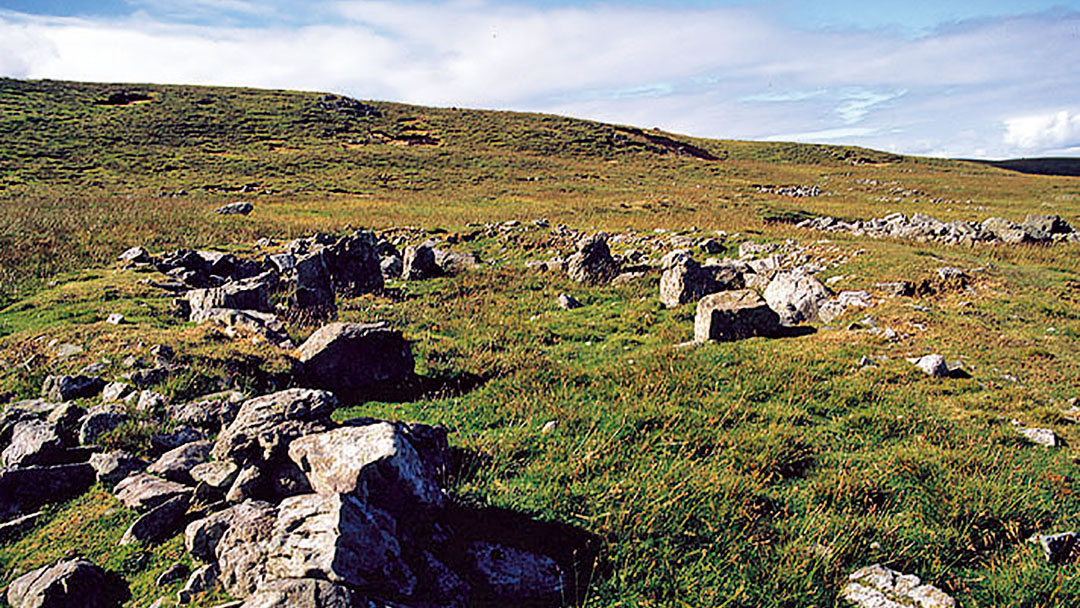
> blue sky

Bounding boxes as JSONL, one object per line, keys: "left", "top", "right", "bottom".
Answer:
{"left": 1, "top": 0, "right": 1079, "bottom": 158}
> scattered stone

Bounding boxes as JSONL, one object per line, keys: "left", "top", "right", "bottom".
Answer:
{"left": 5, "top": 557, "right": 128, "bottom": 608}
{"left": 435, "top": 249, "right": 482, "bottom": 275}
{"left": 402, "top": 242, "right": 441, "bottom": 280}
{"left": 296, "top": 323, "right": 414, "bottom": 397}
{"left": 137, "top": 390, "right": 167, "bottom": 413}
{"left": 817, "top": 291, "right": 873, "bottom": 324}
{"left": 557, "top": 294, "right": 583, "bottom": 310}
{"left": 121, "top": 493, "right": 192, "bottom": 545}
{"left": 566, "top": 234, "right": 620, "bottom": 284}
{"left": 798, "top": 210, "right": 1076, "bottom": 245}
{"left": 1018, "top": 426, "right": 1058, "bottom": 448}
{"left": 763, "top": 271, "right": 832, "bottom": 325}
{"left": 41, "top": 374, "right": 105, "bottom": 402}
{"left": 875, "top": 281, "right": 914, "bottom": 298}
{"left": 289, "top": 251, "right": 336, "bottom": 316}
{"left": 101, "top": 382, "right": 134, "bottom": 403}
{"left": 114, "top": 473, "right": 193, "bottom": 512}
{"left": 90, "top": 451, "right": 148, "bottom": 486}
{"left": 168, "top": 391, "right": 247, "bottom": 431}
{"left": 187, "top": 276, "right": 273, "bottom": 322}
{"left": 694, "top": 290, "right": 782, "bottom": 343}
{"left": 106, "top": 313, "right": 125, "bottom": 325}
{"left": 151, "top": 427, "right": 205, "bottom": 455}
{"left": 215, "top": 202, "right": 254, "bottom": 215}
{"left": 0, "top": 463, "right": 96, "bottom": 519}
{"left": 319, "top": 231, "right": 384, "bottom": 297}
{"left": 1036, "top": 532, "right": 1077, "bottom": 564}
{"left": 156, "top": 562, "right": 191, "bottom": 587}
{"left": 841, "top": 564, "right": 954, "bottom": 608}
{"left": 196, "top": 308, "right": 293, "bottom": 348}
{"left": 119, "top": 246, "right": 151, "bottom": 264}
{"left": 148, "top": 441, "right": 213, "bottom": 484}
{"left": 910, "top": 354, "right": 949, "bottom": 378}
{"left": 125, "top": 365, "right": 171, "bottom": 388}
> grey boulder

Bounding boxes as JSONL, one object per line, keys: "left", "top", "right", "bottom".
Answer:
{"left": 5, "top": 558, "right": 127, "bottom": 608}
{"left": 114, "top": 472, "right": 192, "bottom": 512}
{"left": 41, "top": 375, "right": 105, "bottom": 402}
{"left": 694, "top": 290, "right": 782, "bottom": 343}
{"left": 147, "top": 440, "right": 212, "bottom": 484}
{"left": 763, "top": 271, "right": 833, "bottom": 325}
{"left": 566, "top": 234, "right": 619, "bottom": 284}
{"left": 239, "top": 578, "right": 356, "bottom": 608}
{"left": 296, "top": 323, "right": 414, "bottom": 397}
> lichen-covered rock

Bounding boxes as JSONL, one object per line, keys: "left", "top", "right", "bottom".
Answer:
{"left": 239, "top": 578, "right": 357, "bottom": 608}
{"left": 2, "top": 419, "right": 65, "bottom": 468}
{"left": 911, "top": 354, "right": 949, "bottom": 378}
{"left": 211, "top": 389, "right": 337, "bottom": 465}
{"left": 296, "top": 323, "right": 414, "bottom": 397}
{"left": 120, "top": 493, "right": 191, "bottom": 545}
{"left": 5, "top": 557, "right": 128, "bottom": 608}
{"left": 187, "top": 275, "right": 273, "bottom": 322}
{"left": 402, "top": 242, "right": 440, "bottom": 280}
{"left": 694, "top": 290, "right": 782, "bottom": 343}
{"left": 215, "top": 501, "right": 280, "bottom": 598}
{"left": 89, "top": 451, "right": 148, "bottom": 486}
{"left": 566, "top": 234, "right": 619, "bottom": 284}
{"left": 840, "top": 564, "right": 954, "bottom": 608}
{"left": 41, "top": 375, "right": 105, "bottom": 402}
{"left": 148, "top": 440, "right": 213, "bottom": 484}
{"left": 659, "top": 250, "right": 722, "bottom": 308}
{"left": 186, "top": 500, "right": 275, "bottom": 562}
{"left": 264, "top": 493, "right": 416, "bottom": 597}
{"left": 763, "top": 270, "right": 832, "bottom": 325}
{"left": 79, "top": 405, "right": 130, "bottom": 445}
{"left": 465, "top": 541, "right": 565, "bottom": 606}
{"left": 288, "top": 423, "right": 444, "bottom": 509}
{"left": 114, "top": 473, "right": 192, "bottom": 512}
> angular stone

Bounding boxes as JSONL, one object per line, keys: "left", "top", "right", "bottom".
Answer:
{"left": 288, "top": 423, "right": 444, "bottom": 509}
{"left": 264, "top": 493, "right": 415, "bottom": 596}
{"left": 465, "top": 541, "right": 565, "bottom": 605}
{"left": 694, "top": 290, "right": 782, "bottom": 343}
{"left": 2, "top": 419, "right": 65, "bottom": 468}
{"left": 211, "top": 389, "right": 337, "bottom": 464}
{"left": 216, "top": 501, "right": 279, "bottom": 598}
{"left": 151, "top": 427, "right": 205, "bottom": 455}
{"left": 557, "top": 293, "right": 583, "bottom": 310}
{"left": 912, "top": 354, "right": 949, "bottom": 378}
{"left": 1018, "top": 426, "right": 1058, "bottom": 448}
{"left": 114, "top": 473, "right": 192, "bottom": 512}
{"left": 119, "top": 246, "right": 151, "bottom": 264}
{"left": 1037, "top": 532, "right": 1076, "bottom": 563}
{"left": 215, "top": 201, "right": 254, "bottom": 215}
{"left": 41, "top": 375, "right": 105, "bottom": 402}
{"left": 296, "top": 323, "right": 414, "bottom": 397}
{"left": 0, "top": 463, "right": 96, "bottom": 520}
{"left": 322, "top": 231, "right": 384, "bottom": 297}
{"left": 402, "top": 242, "right": 440, "bottom": 280}
{"left": 239, "top": 578, "right": 356, "bottom": 608}
{"left": 195, "top": 308, "right": 293, "bottom": 348}
{"left": 659, "top": 250, "right": 728, "bottom": 308}
{"left": 79, "top": 405, "right": 130, "bottom": 445}
{"left": 177, "top": 564, "right": 219, "bottom": 604}
{"left": 191, "top": 460, "right": 239, "bottom": 493}
{"left": 90, "top": 451, "right": 148, "bottom": 486}
{"left": 566, "top": 234, "right": 619, "bottom": 284}
{"left": 817, "top": 291, "right": 874, "bottom": 324}
{"left": 763, "top": 271, "right": 832, "bottom": 325}
{"left": 156, "top": 562, "right": 191, "bottom": 587}
{"left": 5, "top": 557, "right": 128, "bottom": 608}
{"left": 148, "top": 441, "right": 213, "bottom": 484}
{"left": 121, "top": 493, "right": 191, "bottom": 545}
{"left": 168, "top": 391, "right": 247, "bottom": 430}
{"left": 841, "top": 564, "right": 955, "bottom": 608}
{"left": 290, "top": 251, "right": 336, "bottom": 315}
{"left": 187, "top": 276, "right": 272, "bottom": 322}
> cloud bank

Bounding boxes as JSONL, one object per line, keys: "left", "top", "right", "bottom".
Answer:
{"left": 0, "top": 2, "right": 1077, "bottom": 158}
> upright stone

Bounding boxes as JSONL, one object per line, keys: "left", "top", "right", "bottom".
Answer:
{"left": 402, "top": 243, "right": 440, "bottom": 280}
{"left": 694, "top": 290, "right": 782, "bottom": 342}
{"left": 566, "top": 234, "right": 619, "bottom": 284}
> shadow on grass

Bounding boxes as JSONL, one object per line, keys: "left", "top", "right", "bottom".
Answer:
{"left": 354, "top": 371, "right": 491, "bottom": 403}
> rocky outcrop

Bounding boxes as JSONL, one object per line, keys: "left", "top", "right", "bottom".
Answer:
{"left": 566, "top": 234, "right": 620, "bottom": 284}
{"left": 296, "top": 323, "right": 414, "bottom": 397}
{"left": 240, "top": 578, "right": 357, "bottom": 608}
{"left": 659, "top": 250, "right": 743, "bottom": 308}
{"left": 186, "top": 274, "right": 273, "bottom": 322}
{"left": 694, "top": 290, "right": 782, "bottom": 342}
{"left": 799, "top": 211, "right": 1077, "bottom": 245}
{"left": 840, "top": 564, "right": 954, "bottom": 608}
{"left": 2, "top": 419, "right": 65, "bottom": 468}
{"left": 5, "top": 557, "right": 128, "bottom": 608}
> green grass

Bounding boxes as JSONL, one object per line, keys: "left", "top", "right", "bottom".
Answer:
{"left": 1, "top": 77, "right": 1079, "bottom": 607}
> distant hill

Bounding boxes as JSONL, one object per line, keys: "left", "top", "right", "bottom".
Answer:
{"left": 967, "top": 157, "right": 1080, "bottom": 177}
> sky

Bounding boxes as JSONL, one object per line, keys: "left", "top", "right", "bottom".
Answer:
{"left": 1, "top": 1, "right": 1078, "bottom": 159}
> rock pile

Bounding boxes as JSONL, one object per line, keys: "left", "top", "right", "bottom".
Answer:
{"left": 798, "top": 212, "right": 1077, "bottom": 245}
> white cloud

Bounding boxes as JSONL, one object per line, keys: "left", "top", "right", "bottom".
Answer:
{"left": 1004, "top": 110, "right": 1080, "bottom": 150}
{"left": 0, "top": 3, "right": 1077, "bottom": 158}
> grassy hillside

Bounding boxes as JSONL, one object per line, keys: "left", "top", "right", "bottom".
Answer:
{"left": 1, "top": 78, "right": 1080, "bottom": 607}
